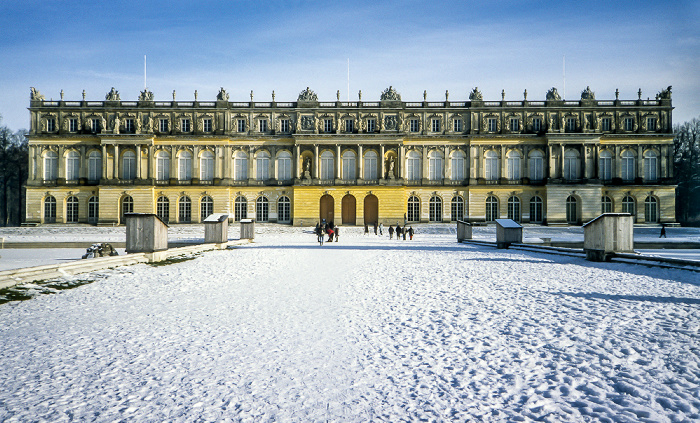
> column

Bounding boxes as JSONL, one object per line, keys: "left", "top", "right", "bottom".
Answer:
{"left": 422, "top": 146, "right": 429, "bottom": 180}
{"left": 248, "top": 146, "right": 254, "bottom": 181}
{"left": 637, "top": 145, "right": 644, "bottom": 179}
{"left": 295, "top": 144, "right": 301, "bottom": 179}
{"left": 399, "top": 145, "right": 405, "bottom": 179}
{"left": 380, "top": 145, "right": 385, "bottom": 179}
{"left": 113, "top": 144, "right": 119, "bottom": 180}
{"left": 443, "top": 146, "right": 450, "bottom": 180}
{"left": 358, "top": 144, "right": 363, "bottom": 180}
{"left": 79, "top": 146, "right": 87, "bottom": 179}
{"left": 314, "top": 145, "right": 319, "bottom": 179}
{"left": 192, "top": 146, "right": 199, "bottom": 181}
{"left": 147, "top": 146, "right": 153, "bottom": 180}
{"left": 582, "top": 145, "right": 589, "bottom": 179}
{"left": 560, "top": 144, "right": 565, "bottom": 180}
{"left": 500, "top": 145, "right": 507, "bottom": 180}
{"left": 336, "top": 144, "right": 341, "bottom": 179}
{"left": 102, "top": 145, "right": 108, "bottom": 179}
{"left": 614, "top": 145, "right": 621, "bottom": 178}
{"left": 135, "top": 145, "right": 142, "bottom": 179}
{"left": 170, "top": 146, "right": 177, "bottom": 181}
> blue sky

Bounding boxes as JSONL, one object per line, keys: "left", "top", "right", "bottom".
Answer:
{"left": 1, "top": 0, "right": 698, "bottom": 131}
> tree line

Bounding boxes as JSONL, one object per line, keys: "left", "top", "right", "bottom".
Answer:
{"left": 674, "top": 116, "right": 700, "bottom": 224}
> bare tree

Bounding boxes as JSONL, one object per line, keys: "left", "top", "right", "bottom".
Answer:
{"left": 0, "top": 115, "right": 28, "bottom": 226}
{"left": 674, "top": 117, "right": 700, "bottom": 224}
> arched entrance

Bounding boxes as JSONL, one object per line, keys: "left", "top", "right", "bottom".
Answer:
{"left": 364, "top": 194, "right": 378, "bottom": 225}
{"left": 342, "top": 194, "right": 356, "bottom": 225}
{"left": 319, "top": 194, "right": 334, "bottom": 223}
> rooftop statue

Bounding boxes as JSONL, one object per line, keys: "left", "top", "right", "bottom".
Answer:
{"left": 656, "top": 86, "right": 672, "bottom": 100}
{"left": 138, "top": 90, "right": 154, "bottom": 101}
{"left": 216, "top": 87, "right": 229, "bottom": 101}
{"left": 298, "top": 87, "right": 318, "bottom": 102}
{"left": 468, "top": 87, "right": 483, "bottom": 101}
{"left": 30, "top": 87, "right": 45, "bottom": 101}
{"left": 546, "top": 87, "right": 561, "bottom": 101}
{"left": 380, "top": 86, "right": 401, "bottom": 101}
{"left": 580, "top": 86, "right": 595, "bottom": 100}
{"left": 105, "top": 87, "right": 120, "bottom": 101}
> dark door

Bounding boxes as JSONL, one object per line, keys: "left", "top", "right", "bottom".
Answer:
{"left": 364, "top": 194, "right": 378, "bottom": 225}
{"left": 320, "top": 194, "right": 335, "bottom": 223}
{"left": 342, "top": 194, "right": 356, "bottom": 225}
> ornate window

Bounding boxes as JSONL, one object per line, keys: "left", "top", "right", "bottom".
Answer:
{"left": 237, "top": 119, "right": 246, "bottom": 133}
{"left": 256, "top": 196, "right": 269, "bottom": 222}
{"left": 44, "top": 151, "right": 58, "bottom": 181}
{"left": 181, "top": 118, "right": 191, "bottom": 133}
{"left": 179, "top": 151, "right": 192, "bottom": 181}
{"left": 91, "top": 118, "right": 100, "bottom": 133}
{"left": 564, "top": 149, "right": 579, "bottom": 180}
{"left": 256, "top": 151, "right": 270, "bottom": 181}
{"left": 156, "top": 196, "right": 170, "bottom": 222}
{"left": 622, "top": 195, "right": 635, "bottom": 216}
{"left": 66, "top": 196, "right": 80, "bottom": 223}
{"left": 125, "top": 119, "right": 135, "bottom": 133}
{"left": 410, "top": 118, "right": 420, "bottom": 133}
{"left": 451, "top": 195, "right": 464, "bottom": 221}
{"left": 234, "top": 151, "right": 248, "bottom": 181}
{"left": 529, "top": 150, "right": 544, "bottom": 181}
{"left": 277, "top": 151, "right": 292, "bottom": 181}
{"left": 601, "top": 117, "right": 612, "bottom": 132}
{"left": 645, "top": 196, "right": 658, "bottom": 223}
{"left": 278, "top": 196, "right": 291, "bottom": 223}
{"left": 345, "top": 119, "right": 354, "bottom": 133}
{"left": 66, "top": 151, "right": 80, "bottom": 181}
{"left": 156, "top": 151, "right": 170, "bottom": 181}
{"left": 506, "top": 150, "right": 521, "bottom": 181}
{"left": 364, "top": 151, "right": 378, "bottom": 180}
{"left": 646, "top": 117, "right": 657, "bottom": 132}
{"left": 122, "top": 150, "right": 136, "bottom": 180}
{"left": 624, "top": 117, "right": 635, "bottom": 131}
{"left": 121, "top": 195, "right": 133, "bottom": 223}
{"left": 484, "top": 150, "right": 499, "bottom": 181}
{"left": 407, "top": 196, "right": 420, "bottom": 222}
{"left": 324, "top": 119, "right": 333, "bottom": 133}
{"left": 320, "top": 151, "right": 335, "bottom": 180}
{"left": 44, "top": 195, "right": 56, "bottom": 223}
{"left": 510, "top": 118, "right": 519, "bottom": 132}
{"left": 234, "top": 196, "right": 247, "bottom": 221}
{"left": 178, "top": 196, "right": 191, "bottom": 223}
{"left": 280, "top": 119, "right": 290, "bottom": 133}
{"left": 406, "top": 150, "right": 421, "bottom": 181}
{"left": 485, "top": 195, "right": 499, "bottom": 222}
{"left": 451, "top": 150, "right": 465, "bottom": 181}
{"left": 644, "top": 150, "right": 658, "bottom": 182}
{"left": 599, "top": 150, "right": 613, "bottom": 181}
{"left": 601, "top": 196, "right": 613, "bottom": 214}
{"left": 200, "top": 196, "right": 213, "bottom": 221}
{"left": 88, "top": 151, "right": 102, "bottom": 182}
{"left": 69, "top": 118, "right": 78, "bottom": 132}
{"left": 88, "top": 196, "right": 99, "bottom": 224}
{"left": 532, "top": 117, "right": 542, "bottom": 132}
{"left": 488, "top": 118, "right": 497, "bottom": 132}
{"left": 621, "top": 150, "right": 635, "bottom": 182}
{"left": 159, "top": 118, "right": 168, "bottom": 133}
{"left": 259, "top": 119, "right": 268, "bottom": 132}
{"left": 429, "top": 196, "right": 442, "bottom": 222}
{"left": 366, "top": 118, "right": 376, "bottom": 133}
{"left": 200, "top": 150, "right": 214, "bottom": 181}
{"left": 530, "top": 196, "right": 543, "bottom": 223}
{"left": 566, "top": 117, "right": 576, "bottom": 132}
{"left": 566, "top": 196, "right": 577, "bottom": 224}
{"left": 507, "top": 196, "right": 521, "bottom": 222}
{"left": 341, "top": 151, "right": 356, "bottom": 180}
{"left": 453, "top": 118, "right": 463, "bottom": 132}
{"left": 203, "top": 118, "right": 212, "bottom": 133}
{"left": 428, "top": 150, "right": 443, "bottom": 181}
{"left": 431, "top": 119, "right": 441, "bottom": 132}
{"left": 46, "top": 117, "right": 56, "bottom": 132}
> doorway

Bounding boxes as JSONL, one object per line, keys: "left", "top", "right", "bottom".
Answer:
{"left": 342, "top": 194, "right": 356, "bottom": 225}
{"left": 319, "top": 194, "right": 335, "bottom": 223}
{"left": 363, "top": 194, "right": 378, "bottom": 225}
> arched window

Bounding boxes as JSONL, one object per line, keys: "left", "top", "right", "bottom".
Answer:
{"left": 320, "top": 151, "right": 335, "bottom": 180}
{"left": 429, "top": 196, "right": 442, "bottom": 222}
{"left": 622, "top": 195, "right": 635, "bottom": 216}
{"left": 566, "top": 196, "right": 577, "bottom": 224}
{"left": 44, "top": 195, "right": 56, "bottom": 223}
{"left": 44, "top": 151, "right": 58, "bottom": 181}
{"left": 485, "top": 195, "right": 499, "bottom": 221}
{"left": 66, "top": 151, "right": 80, "bottom": 181}
{"left": 428, "top": 150, "right": 443, "bottom": 181}
{"left": 528, "top": 150, "right": 544, "bottom": 181}
{"left": 601, "top": 196, "right": 613, "bottom": 214}
{"left": 200, "top": 150, "right": 214, "bottom": 181}
{"left": 234, "top": 196, "right": 247, "bottom": 221}
{"left": 484, "top": 150, "right": 499, "bottom": 180}
{"left": 88, "top": 196, "right": 99, "bottom": 224}
{"left": 451, "top": 195, "right": 464, "bottom": 221}
{"left": 179, "top": 151, "right": 192, "bottom": 181}
{"left": 277, "top": 151, "right": 292, "bottom": 181}
{"left": 88, "top": 151, "right": 102, "bottom": 182}
{"left": 256, "top": 151, "right": 270, "bottom": 181}
{"left": 621, "top": 150, "right": 635, "bottom": 182}
{"left": 278, "top": 196, "right": 291, "bottom": 223}
{"left": 407, "top": 195, "right": 420, "bottom": 222}
{"left": 256, "top": 196, "right": 269, "bottom": 222}
{"left": 234, "top": 151, "right": 248, "bottom": 181}
{"left": 66, "top": 196, "right": 79, "bottom": 223}
{"left": 200, "top": 196, "right": 213, "bottom": 221}
{"left": 529, "top": 196, "right": 543, "bottom": 223}
{"left": 563, "top": 149, "right": 579, "bottom": 180}
{"left": 451, "top": 150, "right": 465, "bottom": 181}
{"left": 156, "top": 151, "right": 170, "bottom": 181}
{"left": 341, "top": 150, "right": 356, "bottom": 180}
{"left": 507, "top": 196, "right": 521, "bottom": 222}
{"left": 599, "top": 150, "right": 613, "bottom": 181}
{"left": 121, "top": 195, "right": 133, "bottom": 223}
{"left": 178, "top": 196, "right": 191, "bottom": 222}
{"left": 364, "top": 151, "right": 377, "bottom": 180}
{"left": 644, "top": 150, "right": 658, "bottom": 182}
{"left": 156, "top": 195, "right": 170, "bottom": 222}
{"left": 645, "top": 196, "right": 658, "bottom": 223}
{"left": 122, "top": 150, "right": 136, "bottom": 180}
{"left": 406, "top": 150, "right": 421, "bottom": 181}
{"left": 506, "top": 150, "right": 521, "bottom": 181}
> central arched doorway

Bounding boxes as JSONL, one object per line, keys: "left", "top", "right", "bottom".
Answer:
{"left": 319, "top": 194, "right": 334, "bottom": 223}
{"left": 364, "top": 194, "right": 378, "bottom": 225}
{"left": 342, "top": 194, "right": 356, "bottom": 225}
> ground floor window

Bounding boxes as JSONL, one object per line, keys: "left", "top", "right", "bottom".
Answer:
{"left": 200, "top": 196, "right": 213, "bottom": 221}
{"left": 44, "top": 196, "right": 56, "bottom": 223}
{"left": 157, "top": 196, "right": 170, "bottom": 223}
{"left": 566, "top": 196, "right": 577, "bottom": 224}
{"left": 88, "top": 196, "right": 99, "bottom": 224}
{"left": 601, "top": 196, "right": 613, "bottom": 214}
{"left": 429, "top": 196, "right": 442, "bottom": 222}
{"left": 485, "top": 195, "right": 499, "bottom": 222}
{"left": 121, "top": 196, "right": 134, "bottom": 223}
{"left": 529, "top": 196, "right": 543, "bottom": 223}
{"left": 622, "top": 195, "right": 636, "bottom": 217}
{"left": 256, "top": 196, "right": 269, "bottom": 222}
{"left": 278, "top": 196, "right": 291, "bottom": 223}
{"left": 645, "top": 196, "right": 658, "bottom": 223}
{"left": 407, "top": 196, "right": 420, "bottom": 222}
{"left": 66, "top": 196, "right": 79, "bottom": 223}
{"left": 179, "top": 196, "right": 191, "bottom": 223}
{"left": 507, "top": 196, "right": 521, "bottom": 222}
{"left": 451, "top": 196, "right": 464, "bottom": 221}
{"left": 234, "top": 196, "right": 247, "bottom": 221}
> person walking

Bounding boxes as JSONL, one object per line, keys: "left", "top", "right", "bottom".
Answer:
{"left": 402, "top": 227, "right": 407, "bottom": 240}
{"left": 408, "top": 226, "right": 414, "bottom": 240}
{"left": 364, "top": 223, "right": 369, "bottom": 235}
{"left": 659, "top": 224, "right": 667, "bottom": 238}
{"left": 373, "top": 221, "right": 378, "bottom": 235}
{"left": 334, "top": 225, "right": 340, "bottom": 242}
{"left": 396, "top": 225, "right": 402, "bottom": 240}
{"left": 379, "top": 223, "right": 383, "bottom": 236}
{"left": 388, "top": 225, "right": 394, "bottom": 239}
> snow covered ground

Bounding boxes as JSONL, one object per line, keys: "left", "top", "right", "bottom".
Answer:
{"left": 1, "top": 228, "right": 699, "bottom": 422}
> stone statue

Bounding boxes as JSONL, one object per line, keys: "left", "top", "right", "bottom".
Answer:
{"left": 469, "top": 87, "right": 483, "bottom": 101}
{"left": 30, "top": 87, "right": 45, "bottom": 101}
{"left": 250, "top": 90, "right": 254, "bottom": 101}
{"left": 303, "top": 158, "right": 311, "bottom": 179}
{"left": 216, "top": 87, "right": 229, "bottom": 101}
{"left": 194, "top": 90, "right": 198, "bottom": 101}
{"left": 445, "top": 90, "right": 449, "bottom": 101}
{"left": 656, "top": 86, "right": 672, "bottom": 100}
{"left": 60, "top": 90, "right": 64, "bottom": 100}
{"left": 546, "top": 87, "right": 561, "bottom": 101}
{"left": 501, "top": 89, "right": 505, "bottom": 101}
{"left": 423, "top": 90, "right": 427, "bottom": 101}
{"left": 113, "top": 115, "right": 120, "bottom": 134}
{"left": 82, "top": 90, "right": 86, "bottom": 100}
{"left": 580, "top": 86, "right": 595, "bottom": 100}
{"left": 337, "top": 90, "right": 340, "bottom": 101}
{"left": 173, "top": 90, "right": 177, "bottom": 101}
{"left": 105, "top": 87, "right": 120, "bottom": 101}
{"left": 298, "top": 87, "right": 318, "bottom": 102}
{"left": 272, "top": 90, "right": 275, "bottom": 101}
{"left": 523, "top": 89, "right": 528, "bottom": 100}
{"left": 358, "top": 90, "right": 362, "bottom": 100}
{"left": 380, "top": 86, "right": 401, "bottom": 101}
{"left": 388, "top": 157, "right": 395, "bottom": 179}
{"left": 138, "top": 90, "right": 154, "bottom": 101}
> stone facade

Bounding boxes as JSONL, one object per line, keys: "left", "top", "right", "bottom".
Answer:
{"left": 25, "top": 86, "right": 676, "bottom": 226}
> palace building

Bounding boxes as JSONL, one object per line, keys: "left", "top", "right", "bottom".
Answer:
{"left": 25, "top": 85, "right": 675, "bottom": 226}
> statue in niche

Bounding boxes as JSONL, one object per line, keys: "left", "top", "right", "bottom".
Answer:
{"left": 105, "top": 87, "right": 120, "bottom": 101}
{"left": 303, "top": 158, "right": 311, "bottom": 179}
{"left": 546, "top": 87, "right": 561, "bottom": 101}
{"left": 113, "top": 115, "right": 120, "bottom": 134}
{"left": 30, "top": 87, "right": 45, "bottom": 101}
{"left": 138, "top": 89, "right": 154, "bottom": 101}
{"left": 387, "top": 157, "right": 395, "bottom": 180}
{"left": 580, "top": 86, "right": 595, "bottom": 100}
{"left": 216, "top": 87, "right": 229, "bottom": 101}
{"left": 469, "top": 87, "right": 483, "bottom": 101}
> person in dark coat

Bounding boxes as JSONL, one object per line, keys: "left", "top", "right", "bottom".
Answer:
{"left": 364, "top": 223, "right": 369, "bottom": 235}
{"left": 402, "top": 227, "right": 407, "bottom": 240}
{"left": 334, "top": 225, "right": 339, "bottom": 242}
{"left": 396, "top": 225, "right": 402, "bottom": 240}
{"left": 388, "top": 225, "right": 394, "bottom": 239}
{"left": 373, "top": 221, "right": 378, "bottom": 235}
{"left": 379, "top": 223, "right": 383, "bottom": 235}
{"left": 408, "top": 226, "right": 414, "bottom": 240}
{"left": 659, "top": 224, "right": 667, "bottom": 238}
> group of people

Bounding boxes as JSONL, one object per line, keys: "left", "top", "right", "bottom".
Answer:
{"left": 315, "top": 220, "right": 339, "bottom": 244}
{"left": 388, "top": 224, "right": 414, "bottom": 240}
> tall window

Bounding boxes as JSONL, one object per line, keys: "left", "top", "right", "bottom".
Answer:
{"left": 259, "top": 119, "right": 268, "bottom": 132}
{"left": 69, "top": 118, "right": 78, "bottom": 132}
{"left": 320, "top": 151, "right": 335, "bottom": 180}
{"left": 624, "top": 117, "right": 634, "bottom": 131}
{"left": 341, "top": 151, "right": 356, "bottom": 180}
{"left": 451, "top": 150, "right": 465, "bottom": 181}
{"left": 179, "top": 151, "right": 192, "bottom": 181}
{"left": 485, "top": 195, "right": 499, "bottom": 222}
{"left": 622, "top": 195, "right": 635, "bottom": 216}
{"left": 453, "top": 119, "right": 463, "bottom": 132}
{"left": 406, "top": 151, "right": 421, "bottom": 181}
{"left": 88, "top": 151, "right": 102, "bottom": 182}
{"left": 646, "top": 117, "right": 657, "bottom": 131}
{"left": 566, "top": 118, "right": 576, "bottom": 132}
{"left": 428, "top": 150, "right": 443, "bottom": 181}
{"left": 125, "top": 119, "right": 134, "bottom": 133}
{"left": 345, "top": 119, "right": 354, "bottom": 133}
{"left": 280, "top": 119, "right": 290, "bottom": 133}
{"left": 277, "top": 151, "right": 292, "bottom": 181}
{"left": 429, "top": 196, "right": 442, "bottom": 222}
{"left": 599, "top": 150, "right": 612, "bottom": 181}
{"left": 529, "top": 196, "right": 543, "bottom": 223}
{"left": 410, "top": 119, "right": 419, "bottom": 132}
{"left": 156, "top": 196, "right": 170, "bottom": 222}
{"left": 364, "top": 151, "right": 377, "bottom": 180}
{"left": 278, "top": 196, "right": 291, "bottom": 223}
{"left": 237, "top": 119, "right": 246, "bottom": 132}
{"left": 44, "top": 151, "right": 58, "bottom": 180}
{"left": 601, "top": 196, "right": 613, "bottom": 214}
{"left": 366, "top": 119, "right": 376, "bottom": 133}
{"left": 91, "top": 118, "right": 100, "bottom": 133}
{"left": 66, "top": 151, "right": 80, "bottom": 181}
{"left": 507, "top": 196, "right": 521, "bottom": 222}
{"left": 121, "top": 196, "right": 133, "bottom": 223}
{"left": 234, "top": 196, "right": 247, "bottom": 221}
{"left": 510, "top": 118, "right": 519, "bottom": 132}
{"left": 181, "top": 119, "right": 191, "bottom": 132}
{"left": 451, "top": 196, "right": 464, "bottom": 221}
{"left": 159, "top": 118, "right": 168, "bottom": 133}
{"left": 645, "top": 196, "right": 658, "bottom": 223}
{"left": 200, "top": 150, "right": 214, "bottom": 181}
{"left": 256, "top": 151, "right": 270, "bottom": 181}
{"left": 566, "top": 196, "right": 577, "bottom": 224}
{"left": 44, "top": 196, "right": 56, "bottom": 223}
{"left": 621, "top": 150, "right": 635, "bottom": 181}
{"left": 66, "top": 196, "right": 79, "bottom": 223}
{"left": 529, "top": 150, "right": 544, "bottom": 181}
{"left": 200, "top": 196, "right": 213, "bottom": 221}
{"left": 532, "top": 118, "right": 542, "bottom": 132}
{"left": 488, "top": 118, "right": 497, "bottom": 132}
{"left": 88, "top": 196, "right": 99, "bottom": 224}
{"left": 46, "top": 118, "right": 56, "bottom": 132}
{"left": 324, "top": 119, "right": 333, "bottom": 133}
{"left": 256, "top": 196, "right": 269, "bottom": 222}
{"left": 407, "top": 196, "right": 420, "bottom": 222}
{"left": 484, "top": 150, "right": 499, "bottom": 180}
{"left": 178, "top": 196, "right": 191, "bottom": 222}
{"left": 156, "top": 151, "right": 170, "bottom": 181}
{"left": 601, "top": 117, "right": 611, "bottom": 132}
{"left": 203, "top": 118, "right": 212, "bottom": 133}
{"left": 506, "top": 150, "right": 521, "bottom": 181}
{"left": 431, "top": 119, "right": 441, "bottom": 132}
{"left": 564, "top": 149, "right": 579, "bottom": 180}
{"left": 644, "top": 150, "right": 657, "bottom": 182}
{"left": 234, "top": 151, "right": 248, "bottom": 181}
{"left": 122, "top": 151, "right": 136, "bottom": 180}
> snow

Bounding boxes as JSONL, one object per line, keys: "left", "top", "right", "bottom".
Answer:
{"left": 1, "top": 227, "right": 699, "bottom": 422}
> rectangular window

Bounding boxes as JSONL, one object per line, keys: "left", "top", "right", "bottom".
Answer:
{"left": 91, "top": 119, "right": 99, "bottom": 133}
{"left": 566, "top": 118, "right": 576, "bottom": 132}
{"left": 345, "top": 119, "right": 354, "bottom": 133}
{"left": 601, "top": 118, "right": 611, "bottom": 132}
{"left": 125, "top": 119, "right": 134, "bottom": 133}
{"left": 624, "top": 117, "right": 634, "bottom": 131}
{"left": 453, "top": 119, "right": 462, "bottom": 132}
{"left": 410, "top": 119, "right": 419, "bottom": 132}
{"left": 367, "top": 119, "right": 376, "bottom": 133}
{"left": 510, "top": 118, "right": 519, "bottom": 132}
{"left": 69, "top": 118, "right": 78, "bottom": 132}
{"left": 203, "top": 118, "right": 212, "bottom": 132}
{"left": 647, "top": 117, "right": 657, "bottom": 131}
{"left": 488, "top": 118, "right": 497, "bottom": 132}
{"left": 324, "top": 119, "right": 333, "bottom": 133}
{"left": 259, "top": 119, "right": 268, "bottom": 132}
{"left": 159, "top": 118, "right": 168, "bottom": 133}
{"left": 280, "top": 119, "right": 290, "bottom": 133}
{"left": 47, "top": 118, "right": 56, "bottom": 132}
{"left": 533, "top": 118, "right": 542, "bottom": 132}
{"left": 238, "top": 119, "right": 246, "bottom": 132}
{"left": 181, "top": 119, "right": 190, "bottom": 132}
{"left": 432, "top": 119, "right": 441, "bottom": 132}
